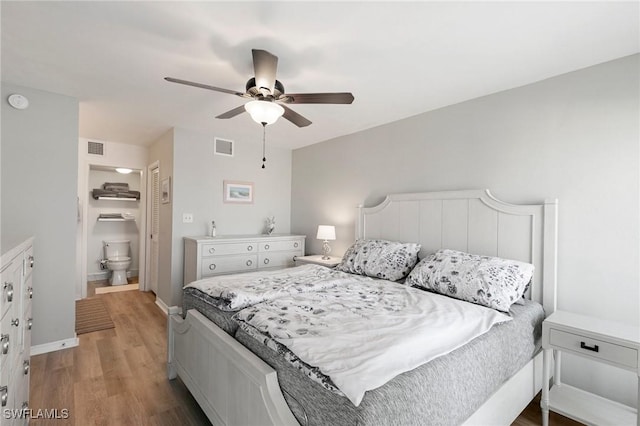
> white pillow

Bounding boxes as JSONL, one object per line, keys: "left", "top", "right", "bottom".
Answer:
{"left": 336, "top": 239, "right": 421, "bottom": 281}
{"left": 406, "top": 249, "right": 534, "bottom": 312}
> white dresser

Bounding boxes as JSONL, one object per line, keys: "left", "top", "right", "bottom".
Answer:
{"left": 0, "top": 237, "right": 34, "bottom": 426}
{"left": 183, "top": 234, "right": 305, "bottom": 285}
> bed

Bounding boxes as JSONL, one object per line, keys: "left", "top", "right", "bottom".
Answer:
{"left": 168, "top": 189, "right": 558, "bottom": 425}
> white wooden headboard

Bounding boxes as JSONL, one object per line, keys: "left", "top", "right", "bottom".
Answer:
{"left": 356, "top": 189, "right": 558, "bottom": 315}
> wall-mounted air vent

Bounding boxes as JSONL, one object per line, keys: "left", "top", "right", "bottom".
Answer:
{"left": 214, "top": 137, "right": 234, "bottom": 157}
{"left": 87, "top": 141, "right": 104, "bottom": 156}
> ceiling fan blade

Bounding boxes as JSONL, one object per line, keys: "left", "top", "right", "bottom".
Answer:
{"left": 282, "top": 92, "right": 355, "bottom": 104}
{"left": 252, "top": 49, "right": 278, "bottom": 94}
{"left": 215, "top": 105, "right": 247, "bottom": 119}
{"left": 281, "top": 105, "right": 312, "bottom": 128}
{"left": 164, "top": 77, "right": 245, "bottom": 97}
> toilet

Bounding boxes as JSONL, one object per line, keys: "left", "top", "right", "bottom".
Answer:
{"left": 103, "top": 240, "right": 131, "bottom": 285}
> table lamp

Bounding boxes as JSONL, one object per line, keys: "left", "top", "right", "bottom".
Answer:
{"left": 316, "top": 225, "right": 336, "bottom": 260}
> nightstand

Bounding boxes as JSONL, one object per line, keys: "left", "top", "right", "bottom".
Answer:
{"left": 541, "top": 310, "right": 639, "bottom": 426}
{"left": 294, "top": 255, "right": 342, "bottom": 268}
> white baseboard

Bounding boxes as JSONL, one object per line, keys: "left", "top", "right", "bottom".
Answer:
{"left": 31, "top": 336, "right": 79, "bottom": 356}
{"left": 88, "top": 270, "right": 139, "bottom": 282}
{"left": 155, "top": 297, "right": 170, "bottom": 315}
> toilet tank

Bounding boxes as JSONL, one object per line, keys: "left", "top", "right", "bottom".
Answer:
{"left": 104, "top": 240, "right": 130, "bottom": 259}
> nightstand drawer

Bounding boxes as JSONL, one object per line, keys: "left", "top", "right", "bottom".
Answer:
{"left": 549, "top": 328, "right": 638, "bottom": 369}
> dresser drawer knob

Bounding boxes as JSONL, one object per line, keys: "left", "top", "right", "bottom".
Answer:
{"left": 1, "top": 334, "right": 9, "bottom": 354}
{"left": 0, "top": 386, "right": 7, "bottom": 407}
{"left": 11, "top": 318, "right": 19, "bottom": 327}
{"left": 29, "top": 255, "right": 34, "bottom": 268}
{"left": 247, "top": 245, "right": 253, "bottom": 251}
{"left": 246, "top": 260, "right": 253, "bottom": 267}
{"left": 4, "top": 282, "right": 13, "bottom": 302}
{"left": 208, "top": 247, "right": 216, "bottom": 254}
{"left": 27, "top": 318, "right": 32, "bottom": 331}
{"left": 580, "top": 341, "right": 599, "bottom": 352}
{"left": 263, "top": 258, "right": 270, "bottom": 265}
{"left": 23, "top": 360, "right": 30, "bottom": 375}
{"left": 294, "top": 242, "right": 299, "bottom": 248}
{"left": 208, "top": 264, "right": 216, "bottom": 271}
{"left": 264, "top": 244, "right": 270, "bottom": 250}
{"left": 0, "top": 386, "right": 9, "bottom": 407}
{"left": 28, "top": 286, "right": 33, "bottom": 299}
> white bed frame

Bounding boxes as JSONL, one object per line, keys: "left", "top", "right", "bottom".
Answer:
{"left": 168, "top": 189, "right": 558, "bottom": 426}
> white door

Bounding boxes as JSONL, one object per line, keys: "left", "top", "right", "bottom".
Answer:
{"left": 148, "top": 166, "right": 160, "bottom": 294}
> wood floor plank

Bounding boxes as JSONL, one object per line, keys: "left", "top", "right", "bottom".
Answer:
{"left": 30, "top": 289, "right": 578, "bottom": 425}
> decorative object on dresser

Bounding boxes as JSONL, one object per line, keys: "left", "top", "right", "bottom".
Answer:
{"left": 316, "top": 225, "right": 336, "bottom": 260}
{"left": 0, "top": 237, "right": 34, "bottom": 425}
{"left": 294, "top": 254, "right": 341, "bottom": 268}
{"left": 541, "top": 310, "right": 639, "bottom": 426}
{"left": 183, "top": 234, "right": 305, "bottom": 284}
{"left": 223, "top": 180, "right": 253, "bottom": 204}
{"left": 265, "top": 216, "right": 275, "bottom": 235}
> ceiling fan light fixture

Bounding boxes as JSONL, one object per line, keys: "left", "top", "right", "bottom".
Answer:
{"left": 244, "top": 100, "right": 284, "bottom": 125}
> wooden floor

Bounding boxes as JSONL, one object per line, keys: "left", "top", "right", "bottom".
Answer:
{"left": 31, "top": 289, "right": 581, "bottom": 425}
{"left": 30, "top": 290, "right": 211, "bottom": 426}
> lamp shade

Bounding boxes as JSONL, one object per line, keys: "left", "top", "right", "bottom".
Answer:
{"left": 244, "top": 100, "right": 284, "bottom": 125}
{"left": 316, "top": 225, "right": 336, "bottom": 241}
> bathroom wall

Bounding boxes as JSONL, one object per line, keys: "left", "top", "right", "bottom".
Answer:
{"left": 86, "top": 169, "right": 142, "bottom": 281}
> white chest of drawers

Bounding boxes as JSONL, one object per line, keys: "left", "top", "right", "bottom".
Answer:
{"left": 0, "top": 237, "right": 34, "bottom": 426}
{"left": 183, "top": 235, "right": 305, "bottom": 285}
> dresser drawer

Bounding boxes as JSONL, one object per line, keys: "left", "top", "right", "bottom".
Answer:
{"left": 549, "top": 328, "right": 638, "bottom": 369}
{"left": 259, "top": 240, "right": 303, "bottom": 253}
{"left": 202, "top": 242, "right": 258, "bottom": 256}
{"left": 259, "top": 251, "right": 299, "bottom": 269}
{"left": 201, "top": 255, "right": 258, "bottom": 277}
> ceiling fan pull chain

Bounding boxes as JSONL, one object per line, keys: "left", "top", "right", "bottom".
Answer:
{"left": 261, "top": 122, "right": 267, "bottom": 169}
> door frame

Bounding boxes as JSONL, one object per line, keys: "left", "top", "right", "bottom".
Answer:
{"left": 144, "top": 161, "right": 160, "bottom": 294}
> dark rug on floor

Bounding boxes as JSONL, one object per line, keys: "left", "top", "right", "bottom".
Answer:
{"left": 75, "top": 297, "right": 115, "bottom": 334}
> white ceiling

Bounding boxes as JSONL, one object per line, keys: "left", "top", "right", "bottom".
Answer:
{"left": 2, "top": 1, "right": 638, "bottom": 149}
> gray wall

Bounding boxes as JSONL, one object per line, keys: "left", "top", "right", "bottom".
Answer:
{"left": 1, "top": 83, "right": 78, "bottom": 346}
{"left": 292, "top": 54, "right": 639, "bottom": 406}
{"left": 149, "top": 126, "right": 292, "bottom": 307}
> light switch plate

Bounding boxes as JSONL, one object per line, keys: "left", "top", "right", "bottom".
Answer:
{"left": 182, "top": 213, "right": 193, "bottom": 223}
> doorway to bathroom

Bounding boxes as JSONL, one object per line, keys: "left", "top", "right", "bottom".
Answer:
{"left": 76, "top": 138, "right": 151, "bottom": 301}
{"left": 86, "top": 165, "right": 142, "bottom": 296}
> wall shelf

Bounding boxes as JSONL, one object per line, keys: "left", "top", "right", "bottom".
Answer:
{"left": 96, "top": 197, "right": 138, "bottom": 201}
{"left": 97, "top": 213, "right": 135, "bottom": 222}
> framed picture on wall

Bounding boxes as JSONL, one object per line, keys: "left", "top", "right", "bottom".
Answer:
{"left": 161, "top": 177, "right": 171, "bottom": 204}
{"left": 223, "top": 180, "right": 254, "bottom": 204}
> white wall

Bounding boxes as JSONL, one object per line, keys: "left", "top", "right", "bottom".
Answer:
{"left": 1, "top": 83, "right": 78, "bottom": 348}
{"left": 291, "top": 55, "right": 639, "bottom": 407}
{"left": 76, "top": 138, "right": 149, "bottom": 299}
{"left": 148, "top": 126, "right": 293, "bottom": 307}
{"left": 86, "top": 169, "right": 141, "bottom": 280}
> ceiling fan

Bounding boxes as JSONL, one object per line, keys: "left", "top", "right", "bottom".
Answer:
{"left": 164, "top": 49, "right": 355, "bottom": 128}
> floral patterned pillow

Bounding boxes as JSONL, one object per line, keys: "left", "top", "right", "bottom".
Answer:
{"left": 336, "top": 239, "right": 421, "bottom": 281}
{"left": 406, "top": 249, "right": 534, "bottom": 312}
